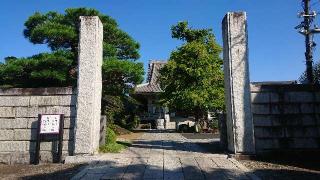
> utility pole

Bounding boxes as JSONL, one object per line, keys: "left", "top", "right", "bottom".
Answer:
{"left": 296, "top": 0, "right": 320, "bottom": 84}
{"left": 303, "top": 0, "right": 314, "bottom": 84}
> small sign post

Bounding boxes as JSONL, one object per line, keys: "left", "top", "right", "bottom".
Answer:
{"left": 34, "top": 114, "right": 64, "bottom": 165}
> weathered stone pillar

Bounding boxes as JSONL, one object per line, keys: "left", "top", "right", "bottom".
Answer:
{"left": 74, "top": 16, "right": 103, "bottom": 154}
{"left": 222, "top": 12, "right": 255, "bottom": 154}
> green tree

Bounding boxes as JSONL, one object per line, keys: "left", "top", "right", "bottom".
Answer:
{"left": 101, "top": 58, "right": 144, "bottom": 129}
{"left": 24, "top": 8, "right": 140, "bottom": 62}
{"left": 159, "top": 22, "right": 224, "bottom": 123}
{"left": 102, "top": 58, "right": 144, "bottom": 96}
{"left": 0, "top": 51, "right": 73, "bottom": 87}
{"left": 299, "top": 62, "right": 320, "bottom": 84}
{"left": 0, "top": 8, "right": 144, "bottom": 129}
{"left": 22, "top": 8, "right": 143, "bottom": 88}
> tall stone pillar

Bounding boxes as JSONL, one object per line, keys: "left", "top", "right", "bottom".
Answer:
{"left": 74, "top": 16, "right": 103, "bottom": 154}
{"left": 222, "top": 12, "right": 255, "bottom": 154}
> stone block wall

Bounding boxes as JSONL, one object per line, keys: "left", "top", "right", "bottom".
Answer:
{"left": 0, "top": 87, "right": 76, "bottom": 164}
{"left": 251, "top": 84, "right": 320, "bottom": 153}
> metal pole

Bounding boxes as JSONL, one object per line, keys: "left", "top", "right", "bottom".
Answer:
{"left": 303, "top": 0, "right": 315, "bottom": 84}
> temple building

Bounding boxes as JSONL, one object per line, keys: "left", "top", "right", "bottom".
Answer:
{"left": 133, "top": 60, "right": 171, "bottom": 128}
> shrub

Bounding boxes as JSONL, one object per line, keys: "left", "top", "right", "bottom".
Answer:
{"left": 102, "top": 95, "right": 141, "bottom": 130}
{"left": 127, "top": 115, "right": 140, "bottom": 130}
{"left": 209, "top": 119, "right": 219, "bottom": 130}
{"left": 106, "top": 127, "right": 117, "bottom": 144}
{"left": 100, "top": 127, "right": 131, "bottom": 153}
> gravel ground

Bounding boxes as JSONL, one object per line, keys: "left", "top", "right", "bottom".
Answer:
{"left": 0, "top": 163, "right": 85, "bottom": 180}
{"left": 240, "top": 159, "right": 320, "bottom": 180}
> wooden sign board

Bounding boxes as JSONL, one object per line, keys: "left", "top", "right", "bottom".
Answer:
{"left": 40, "top": 115, "right": 61, "bottom": 134}
{"left": 34, "top": 114, "right": 64, "bottom": 165}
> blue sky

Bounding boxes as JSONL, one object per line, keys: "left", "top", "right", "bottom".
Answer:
{"left": 0, "top": 0, "right": 318, "bottom": 82}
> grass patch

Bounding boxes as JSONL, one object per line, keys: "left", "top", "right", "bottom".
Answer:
{"left": 99, "top": 141, "right": 131, "bottom": 153}
{"left": 99, "top": 126, "right": 132, "bottom": 153}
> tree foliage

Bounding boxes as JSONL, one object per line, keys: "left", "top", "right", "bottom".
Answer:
{"left": 0, "top": 8, "right": 144, "bottom": 130}
{"left": 24, "top": 8, "right": 140, "bottom": 61}
{"left": 101, "top": 58, "right": 144, "bottom": 129}
{"left": 102, "top": 58, "right": 144, "bottom": 95}
{"left": 0, "top": 51, "right": 73, "bottom": 87}
{"left": 159, "top": 22, "right": 224, "bottom": 121}
{"left": 299, "top": 62, "right": 320, "bottom": 84}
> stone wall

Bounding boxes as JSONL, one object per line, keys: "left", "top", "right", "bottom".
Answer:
{"left": 251, "top": 84, "right": 320, "bottom": 153}
{"left": 0, "top": 16, "right": 104, "bottom": 164}
{"left": 0, "top": 87, "right": 76, "bottom": 164}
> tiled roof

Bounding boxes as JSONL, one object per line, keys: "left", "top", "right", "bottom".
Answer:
{"left": 135, "top": 60, "right": 167, "bottom": 94}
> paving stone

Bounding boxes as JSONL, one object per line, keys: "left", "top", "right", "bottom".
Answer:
{"left": 180, "top": 157, "right": 205, "bottom": 180}
{"left": 100, "top": 166, "right": 127, "bottom": 179}
{"left": 122, "top": 158, "right": 147, "bottom": 180}
{"left": 213, "top": 158, "right": 249, "bottom": 179}
{"left": 164, "top": 157, "right": 184, "bottom": 180}
{"left": 143, "top": 156, "right": 163, "bottom": 179}
{"left": 79, "top": 173, "right": 103, "bottom": 180}
{"left": 195, "top": 157, "right": 226, "bottom": 179}
{"left": 71, "top": 132, "right": 252, "bottom": 180}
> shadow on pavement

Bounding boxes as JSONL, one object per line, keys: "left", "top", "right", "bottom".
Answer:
{"left": 23, "top": 158, "right": 320, "bottom": 180}
{"left": 21, "top": 164, "right": 85, "bottom": 180}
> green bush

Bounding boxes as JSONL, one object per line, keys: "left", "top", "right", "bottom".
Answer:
{"left": 209, "top": 119, "right": 219, "bottom": 130}
{"left": 102, "top": 95, "right": 141, "bottom": 130}
{"left": 100, "top": 127, "right": 131, "bottom": 153}
{"left": 106, "top": 127, "right": 117, "bottom": 144}
{"left": 127, "top": 115, "right": 140, "bottom": 130}
{"left": 99, "top": 142, "right": 127, "bottom": 153}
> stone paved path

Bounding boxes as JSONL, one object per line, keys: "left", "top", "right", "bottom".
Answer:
{"left": 71, "top": 132, "right": 259, "bottom": 180}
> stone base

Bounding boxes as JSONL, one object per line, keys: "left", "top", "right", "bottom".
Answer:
{"left": 0, "top": 151, "right": 70, "bottom": 164}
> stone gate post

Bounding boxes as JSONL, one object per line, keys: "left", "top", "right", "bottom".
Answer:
{"left": 222, "top": 12, "right": 255, "bottom": 154}
{"left": 74, "top": 16, "right": 103, "bottom": 155}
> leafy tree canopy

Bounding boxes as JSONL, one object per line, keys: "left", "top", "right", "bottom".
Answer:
{"left": 1, "top": 8, "right": 144, "bottom": 129}
{"left": 1, "top": 8, "right": 144, "bottom": 90}
{"left": 102, "top": 58, "right": 144, "bottom": 96}
{"left": 299, "top": 62, "right": 320, "bottom": 84}
{"left": 24, "top": 8, "right": 140, "bottom": 61}
{"left": 159, "top": 21, "right": 224, "bottom": 121}
{"left": 0, "top": 51, "right": 73, "bottom": 87}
